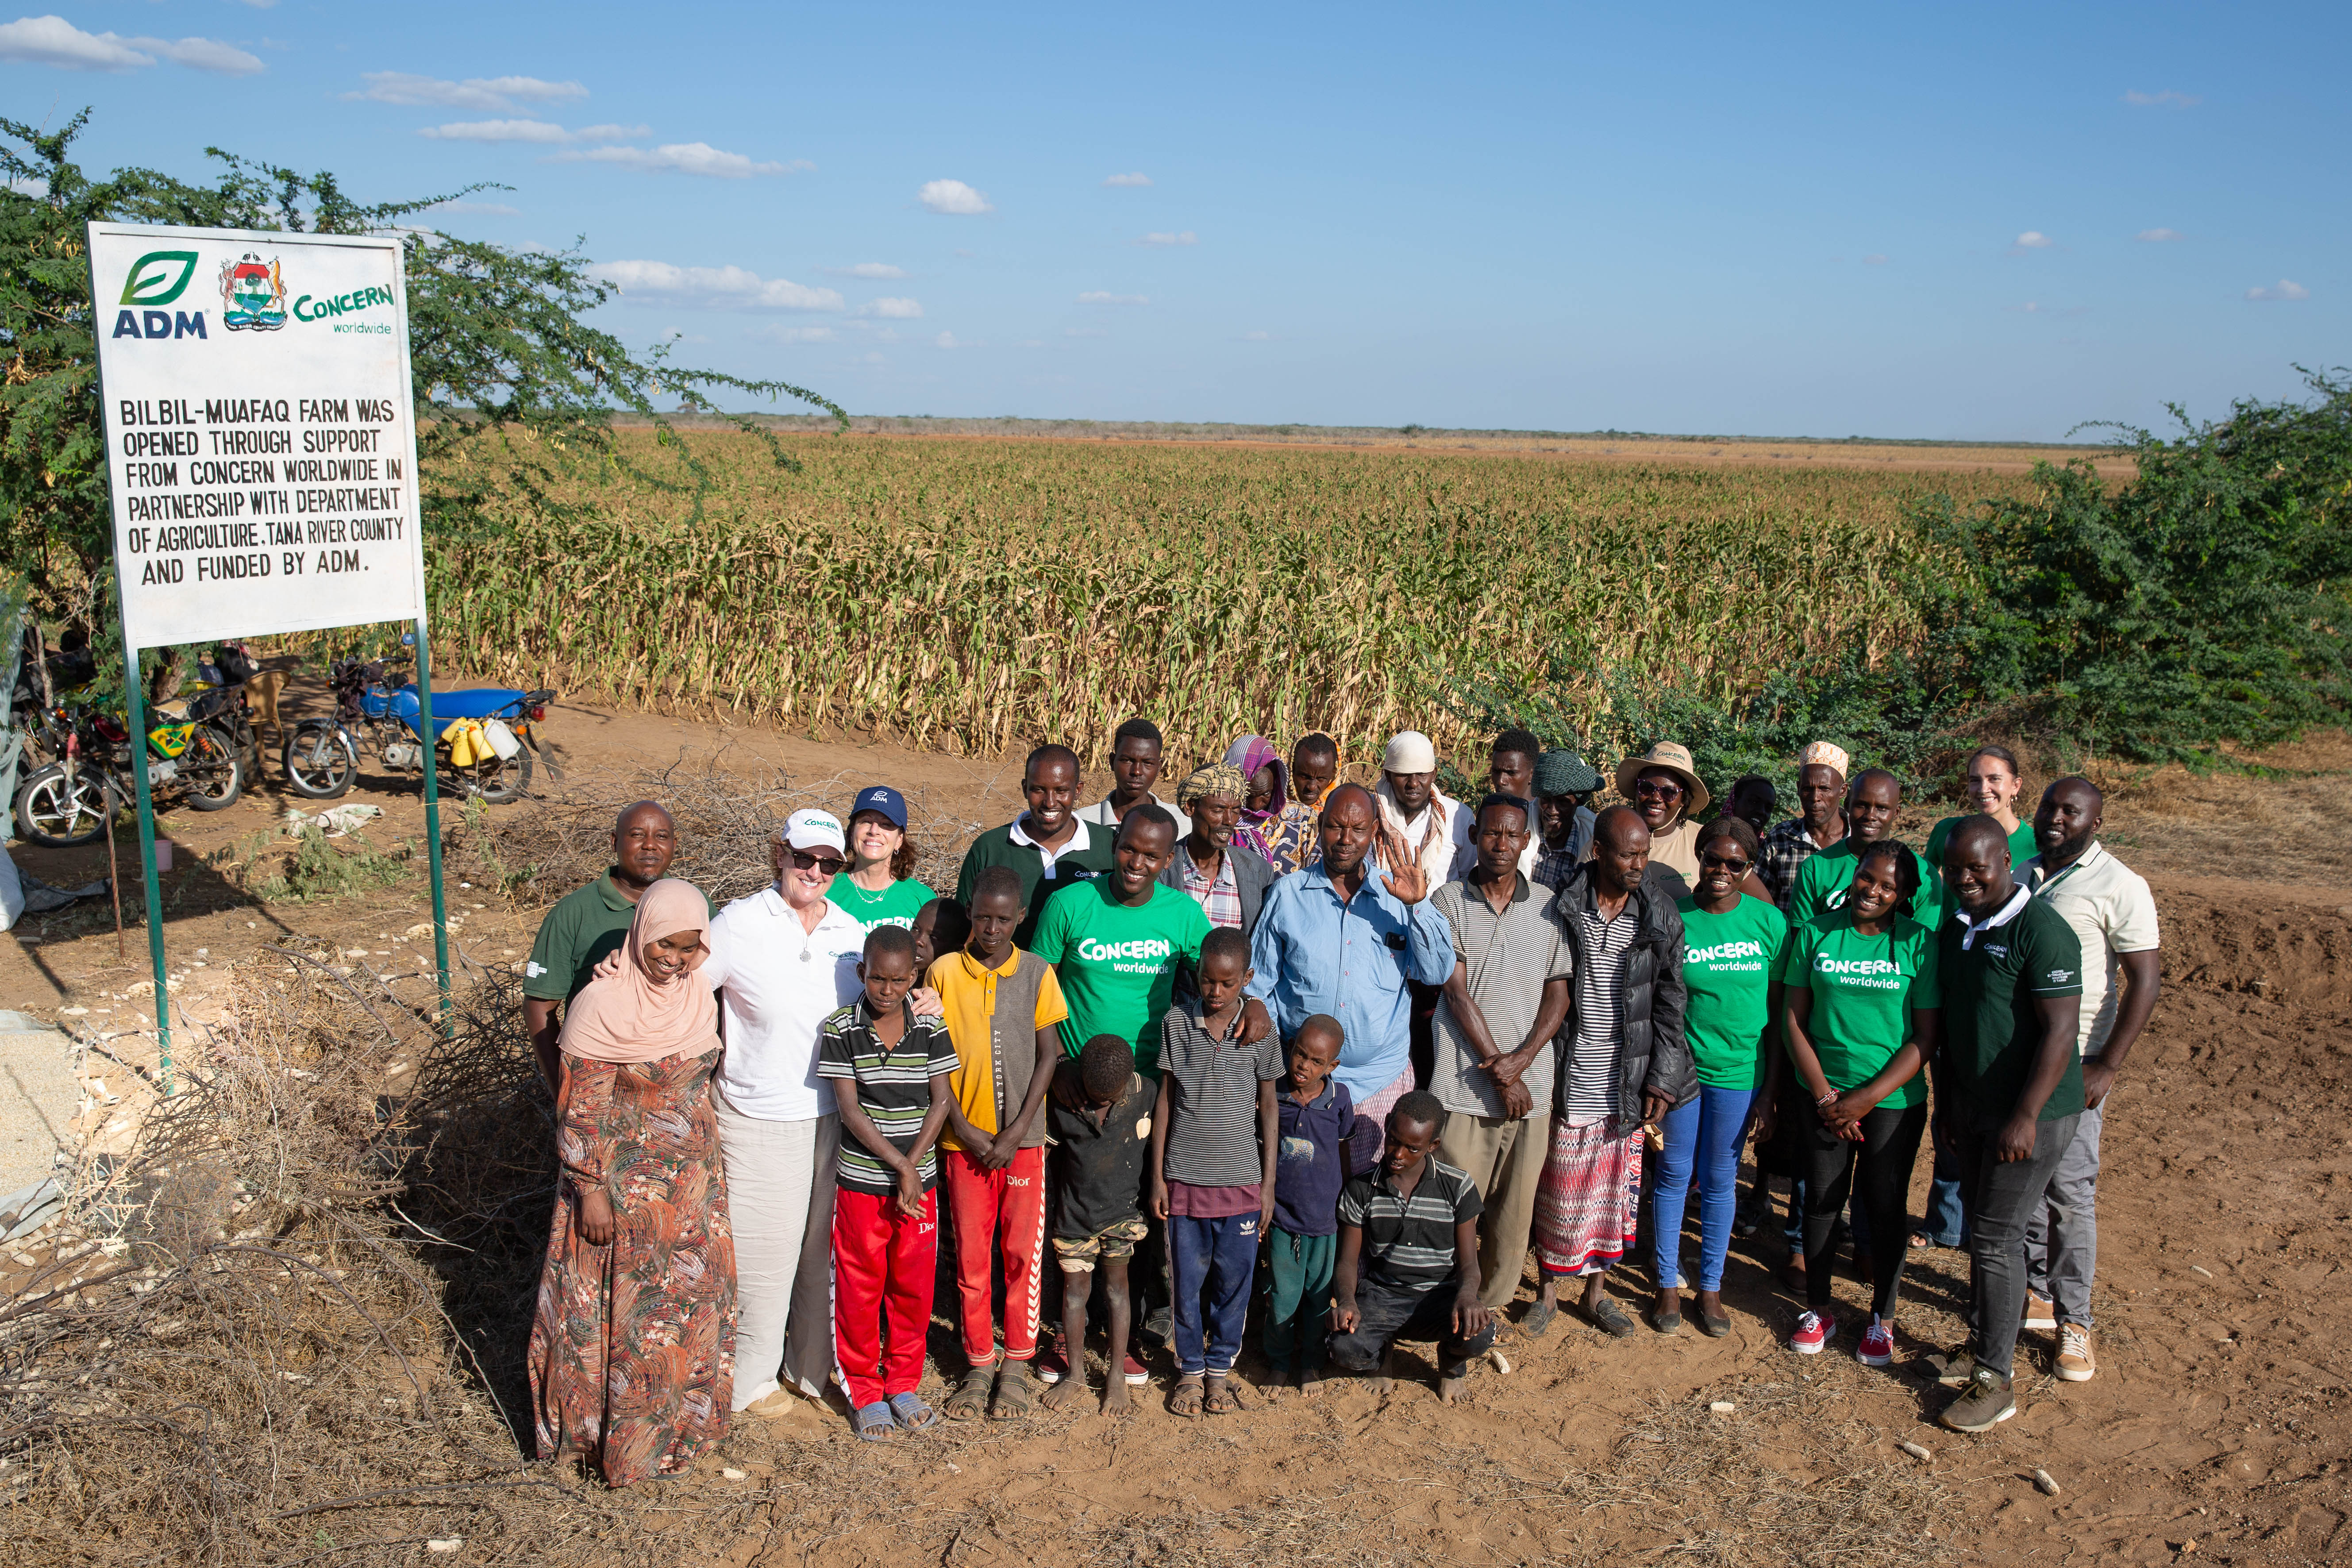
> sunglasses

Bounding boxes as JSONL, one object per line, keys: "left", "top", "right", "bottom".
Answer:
{"left": 1700, "top": 851, "right": 1751, "bottom": 874}
{"left": 1635, "top": 778, "right": 1686, "bottom": 801}
{"left": 789, "top": 849, "right": 847, "bottom": 875}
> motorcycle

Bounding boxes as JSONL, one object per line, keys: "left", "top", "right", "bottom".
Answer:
{"left": 281, "top": 644, "right": 554, "bottom": 805}
{"left": 13, "top": 694, "right": 246, "bottom": 847}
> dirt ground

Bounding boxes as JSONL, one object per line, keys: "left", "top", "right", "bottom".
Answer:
{"left": 4, "top": 678, "right": 2348, "bottom": 1566}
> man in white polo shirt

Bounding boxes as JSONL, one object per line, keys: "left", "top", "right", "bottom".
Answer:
{"left": 2018, "top": 776, "right": 2161, "bottom": 1384}
{"left": 704, "top": 806, "right": 871, "bottom": 1416}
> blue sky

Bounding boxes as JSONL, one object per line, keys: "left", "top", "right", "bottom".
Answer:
{"left": 5, "top": 2, "right": 2344, "bottom": 439}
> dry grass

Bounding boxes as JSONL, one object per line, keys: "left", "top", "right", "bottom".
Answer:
{"left": 468, "top": 747, "right": 980, "bottom": 910}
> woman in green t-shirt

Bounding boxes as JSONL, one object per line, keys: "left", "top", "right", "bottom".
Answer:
{"left": 1779, "top": 840, "right": 1941, "bottom": 1368}
{"left": 1653, "top": 817, "right": 1784, "bottom": 1339}
{"left": 828, "top": 785, "right": 936, "bottom": 932}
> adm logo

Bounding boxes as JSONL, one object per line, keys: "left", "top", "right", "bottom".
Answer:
{"left": 111, "top": 248, "right": 208, "bottom": 340}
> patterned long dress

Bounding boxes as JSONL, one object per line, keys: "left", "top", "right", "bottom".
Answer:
{"left": 529, "top": 1048, "right": 735, "bottom": 1485}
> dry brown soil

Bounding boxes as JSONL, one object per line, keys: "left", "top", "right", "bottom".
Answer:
{"left": 4, "top": 679, "right": 2348, "bottom": 1565}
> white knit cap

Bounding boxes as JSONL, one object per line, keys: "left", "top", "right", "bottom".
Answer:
{"left": 1381, "top": 731, "right": 1438, "bottom": 773}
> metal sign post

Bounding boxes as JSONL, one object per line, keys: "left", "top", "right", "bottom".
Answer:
{"left": 86, "top": 223, "right": 445, "bottom": 1083}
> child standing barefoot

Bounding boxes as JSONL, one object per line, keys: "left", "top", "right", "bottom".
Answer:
{"left": 1041, "top": 1036, "right": 1157, "bottom": 1416}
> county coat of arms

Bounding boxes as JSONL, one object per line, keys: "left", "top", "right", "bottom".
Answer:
{"left": 219, "top": 253, "right": 289, "bottom": 331}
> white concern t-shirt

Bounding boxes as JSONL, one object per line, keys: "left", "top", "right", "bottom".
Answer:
{"left": 2024, "top": 842, "right": 2160, "bottom": 1056}
{"left": 703, "top": 883, "right": 868, "bottom": 1120}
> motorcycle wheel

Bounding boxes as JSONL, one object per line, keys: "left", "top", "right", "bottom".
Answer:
{"left": 450, "top": 743, "right": 532, "bottom": 805}
{"left": 281, "top": 725, "right": 358, "bottom": 800}
{"left": 13, "top": 762, "right": 112, "bottom": 848}
{"left": 181, "top": 725, "right": 244, "bottom": 811}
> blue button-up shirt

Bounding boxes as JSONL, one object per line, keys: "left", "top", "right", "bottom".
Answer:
{"left": 1247, "top": 863, "right": 1456, "bottom": 1099}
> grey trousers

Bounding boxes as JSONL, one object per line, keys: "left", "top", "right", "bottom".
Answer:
{"left": 1953, "top": 1112, "right": 2079, "bottom": 1378}
{"left": 2021, "top": 1100, "right": 2104, "bottom": 1327}
{"left": 1438, "top": 1110, "right": 1552, "bottom": 1311}
{"left": 713, "top": 1095, "right": 842, "bottom": 1410}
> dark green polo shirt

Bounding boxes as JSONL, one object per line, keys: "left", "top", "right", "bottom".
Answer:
{"left": 953, "top": 818, "right": 1117, "bottom": 950}
{"left": 522, "top": 873, "right": 712, "bottom": 1005}
{"left": 1935, "top": 891, "right": 2086, "bottom": 1130}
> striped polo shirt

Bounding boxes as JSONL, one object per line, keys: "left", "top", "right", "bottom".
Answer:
{"left": 1337, "top": 1156, "right": 1484, "bottom": 1288}
{"left": 815, "top": 999, "right": 960, "bottom": 1195}
{"left": 1562, "top": 898, "right": 1639, "bottom": 1118}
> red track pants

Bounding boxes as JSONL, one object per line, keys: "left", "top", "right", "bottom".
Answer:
{"left": 832, "top": 1185, "right": 939, "bottom": 1409}
{"left": 942, "top": 1144, "right": 1047, "bottom": 1368}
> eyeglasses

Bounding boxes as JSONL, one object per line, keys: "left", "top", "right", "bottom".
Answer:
{"left": 1635, "top": 778, "right": 1686, "bottom": 801}
{"left": 789, "top": 849, "right": 846, "bottom": 874}
{"left": 1699, "top": 851, "right": 1751, "bottom": 874}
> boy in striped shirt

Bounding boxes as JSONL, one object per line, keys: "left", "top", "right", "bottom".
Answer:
{"left": 818, "top": 925, "right": 960, "bottom": 1440}
{"left": 1330, "top": 1092, "right": 1494, "bottom": 1403}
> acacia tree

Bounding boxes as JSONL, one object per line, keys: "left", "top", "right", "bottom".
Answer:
{"left": 0, "top": 110, "right": 843, "bottom": 691}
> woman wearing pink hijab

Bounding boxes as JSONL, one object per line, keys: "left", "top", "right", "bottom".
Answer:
{"left": 529, "top": 878, "right": 735, "bottom": 1486}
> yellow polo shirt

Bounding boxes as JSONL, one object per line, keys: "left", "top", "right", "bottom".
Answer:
{"left": 928, "top": 947, "right": 1068, "bottom": 1150}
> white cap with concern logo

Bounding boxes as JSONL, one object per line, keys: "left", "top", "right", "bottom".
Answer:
{"left": 782, "top": 807, "right": 847, "bottom": 853}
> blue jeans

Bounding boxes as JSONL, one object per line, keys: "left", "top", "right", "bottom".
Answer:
{"left": 1651, "top": 1086, "right": 1756, "bottom": 1292}
{"left": 1170, "top": 1210, "right": 1260, "bottom": 1375}
{"left": 1917, "top": 1150, "right": 1969, "bottom": 1247}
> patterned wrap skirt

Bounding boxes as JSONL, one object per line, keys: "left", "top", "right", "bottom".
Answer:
{"left": 1531, "top": 1114, "right": 1644, "bottom": 1277}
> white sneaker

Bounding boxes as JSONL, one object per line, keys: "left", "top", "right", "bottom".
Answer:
{"left": 2056, "top": 1323, "right": 2096, "bottom": 1382}
{"left": 2022, "top": 1291, "right": 2057, "bottom": 1331}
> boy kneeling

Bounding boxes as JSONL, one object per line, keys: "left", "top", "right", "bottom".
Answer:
{"left": 1331, "top": 1092, "right": 1494, "bottom": 1403}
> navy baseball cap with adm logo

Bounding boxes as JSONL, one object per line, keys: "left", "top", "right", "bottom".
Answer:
{"left": 850, "top": 784, "right": 909, "bottom": 829}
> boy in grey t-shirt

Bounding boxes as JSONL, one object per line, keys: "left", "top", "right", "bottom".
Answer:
{"left": 1430, "top": 794, "right": 1574, "bottom": 1314}
{"left": 1149, "top": 928, "right": 1283, "bottom": 1413}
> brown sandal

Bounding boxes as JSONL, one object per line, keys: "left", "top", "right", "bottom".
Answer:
{"left": 989, "top": 1359, "right": 1038, "bottom": 1419}
{"left": 945, "top": 1365, "right": 995, "bottom": 1422}
{"left": 1169, "top": 1375, "right": 1204, "bottom": 1418}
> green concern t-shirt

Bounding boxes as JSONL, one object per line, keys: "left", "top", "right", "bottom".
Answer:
{"left": 828, "top": 875, "right": 935, "bottom": 932}
{"left": 1785, "top": 837, "right": 1940, "bottom": 930}
{"left": 1028, "top": 878, "right": 1210, "bottom": 1079}
{"left": 1924, "top": 816, "right": 2040, "bottom": 888}
{"left": 1676, "top": 894, "right": 1786, "bottom": 1089}
{"left": 1778, "top": 909, "right": 1941, "bottom": 1109}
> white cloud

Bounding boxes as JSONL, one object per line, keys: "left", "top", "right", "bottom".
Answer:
{"left": 1065, "top": 327, "right": 1108, "bottom": 338}
{"left": 935, "top": 331, "right": 965, "bottom": 349}
{"left": 427, "top": 199, "right": 521, "bottom": 216}
{"left": 345, "top": 72, "right": 587, "bottom": 112}
{"left": 419, "top": 119, "right": 645, "bottom": 144}
{"left": 231, "top": 0, "right": 278, "bottom": 8}
{"left": 2123, "top": 89, "right": 2199, "bottom": 108}
{"left": 2245, "top": 279, "right": 2310, "bottom": 302}
{"left": 0, "top": 16, "right": 262, "bottom": 74}
{"left": 1863, "top": 253, "right": 1889, "bottom": 266}
{"left": 554, "top": 143, "right": 808, "bottom": 178}
{"left": 1103, "top": 172, "right": 1152, "bottom": 187}
{"left": 2013, "top": 231, "right": 2053, "bottom": 249}
{"left": 919, "top": 179, "right": 993, "bottom": 215}
{"left": 2135, "top": 227, "right": 2185, "bottom": 243}
{"left": 1137, "top": 230, "right": 1198, "bottom": 247}
{"left": 828, "top": 262, "right": 907, "bottom": 279}
{"left": 420, "top": 119, "right": 570, "bottom": 144}
{"left": 1078, "top": 292, "right": 1148, "bottom": 306}
{"left": 858, "top": 297, "right": 924, "bottom": 319}
{"left": 760, "top": 325, "right": 837, "bottom": 344}
{"left": 588, "top": 260, "right": 844, "bottom": 311}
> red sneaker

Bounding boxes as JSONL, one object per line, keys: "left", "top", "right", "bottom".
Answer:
{"left": 1034, "top": 1345, "right": 1068, "bottom": 1386}
{"left": 1856, "top": 1316, "right": 1894, "bottom": 1367}
{"left": 1790, "top": 1309, "right": 1836, "bottom": 1355}
{"left": 1122, "top": 1351, "right": 1150, "bottom": 1386}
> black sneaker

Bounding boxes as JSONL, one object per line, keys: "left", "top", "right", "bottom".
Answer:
{"left": 1926, "top": 1345, "right": 1978, "bottom": 1387}
{"left": 1939, "top": 1367, "right": 2017, "bottom": 1432}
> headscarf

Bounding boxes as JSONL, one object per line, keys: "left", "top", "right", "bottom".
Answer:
{"left": 557, "top": 878, "right": 719, "bottom": 1063}
{"left": 1797, "top": 740, "right": 1851, "bottom": 778}
{"left": 1221, "top": 735, "right": 1289, "bottom": 827}
{"left": 1175, "top": 763, "right": 1247, "bottom": 814}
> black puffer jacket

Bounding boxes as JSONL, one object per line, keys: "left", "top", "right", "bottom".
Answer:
{"left": 1546, "top": 861, "right": 1695, "bottom": 1133}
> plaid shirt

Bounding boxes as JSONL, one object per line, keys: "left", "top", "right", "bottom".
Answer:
{"left": 1178, "top": 846, "right": 1247, "bottom": 929}
{"left": 1759, "top": 817, "right": 1836, "bottom": 909}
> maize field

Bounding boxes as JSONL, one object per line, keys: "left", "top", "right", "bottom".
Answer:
{"left": 423, "top": 432, "right": 2033, "bottom": 767}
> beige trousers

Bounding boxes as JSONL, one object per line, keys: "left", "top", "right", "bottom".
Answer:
{"left": 1439, "top": 1109, "right": 1555, "bottom": 1311}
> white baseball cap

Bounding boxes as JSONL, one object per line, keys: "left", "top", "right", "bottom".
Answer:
{"left": 782, "top": 807, "right": 846, "bottom": 853}
{"left": 1381, "top": 730, "right": 1438, "bottom": 774}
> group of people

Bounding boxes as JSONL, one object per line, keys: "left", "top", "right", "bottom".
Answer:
{"left": 521, "top": 721, "right": 2160, "bottom": 1483}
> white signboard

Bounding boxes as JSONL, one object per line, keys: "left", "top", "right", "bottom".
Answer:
{"left": 88, "top": 223, "right": 428, "bottom": 653}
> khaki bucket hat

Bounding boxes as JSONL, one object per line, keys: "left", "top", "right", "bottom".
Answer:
{"left": 1614, "top": 741, "right": 1710, "bottom": 817}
